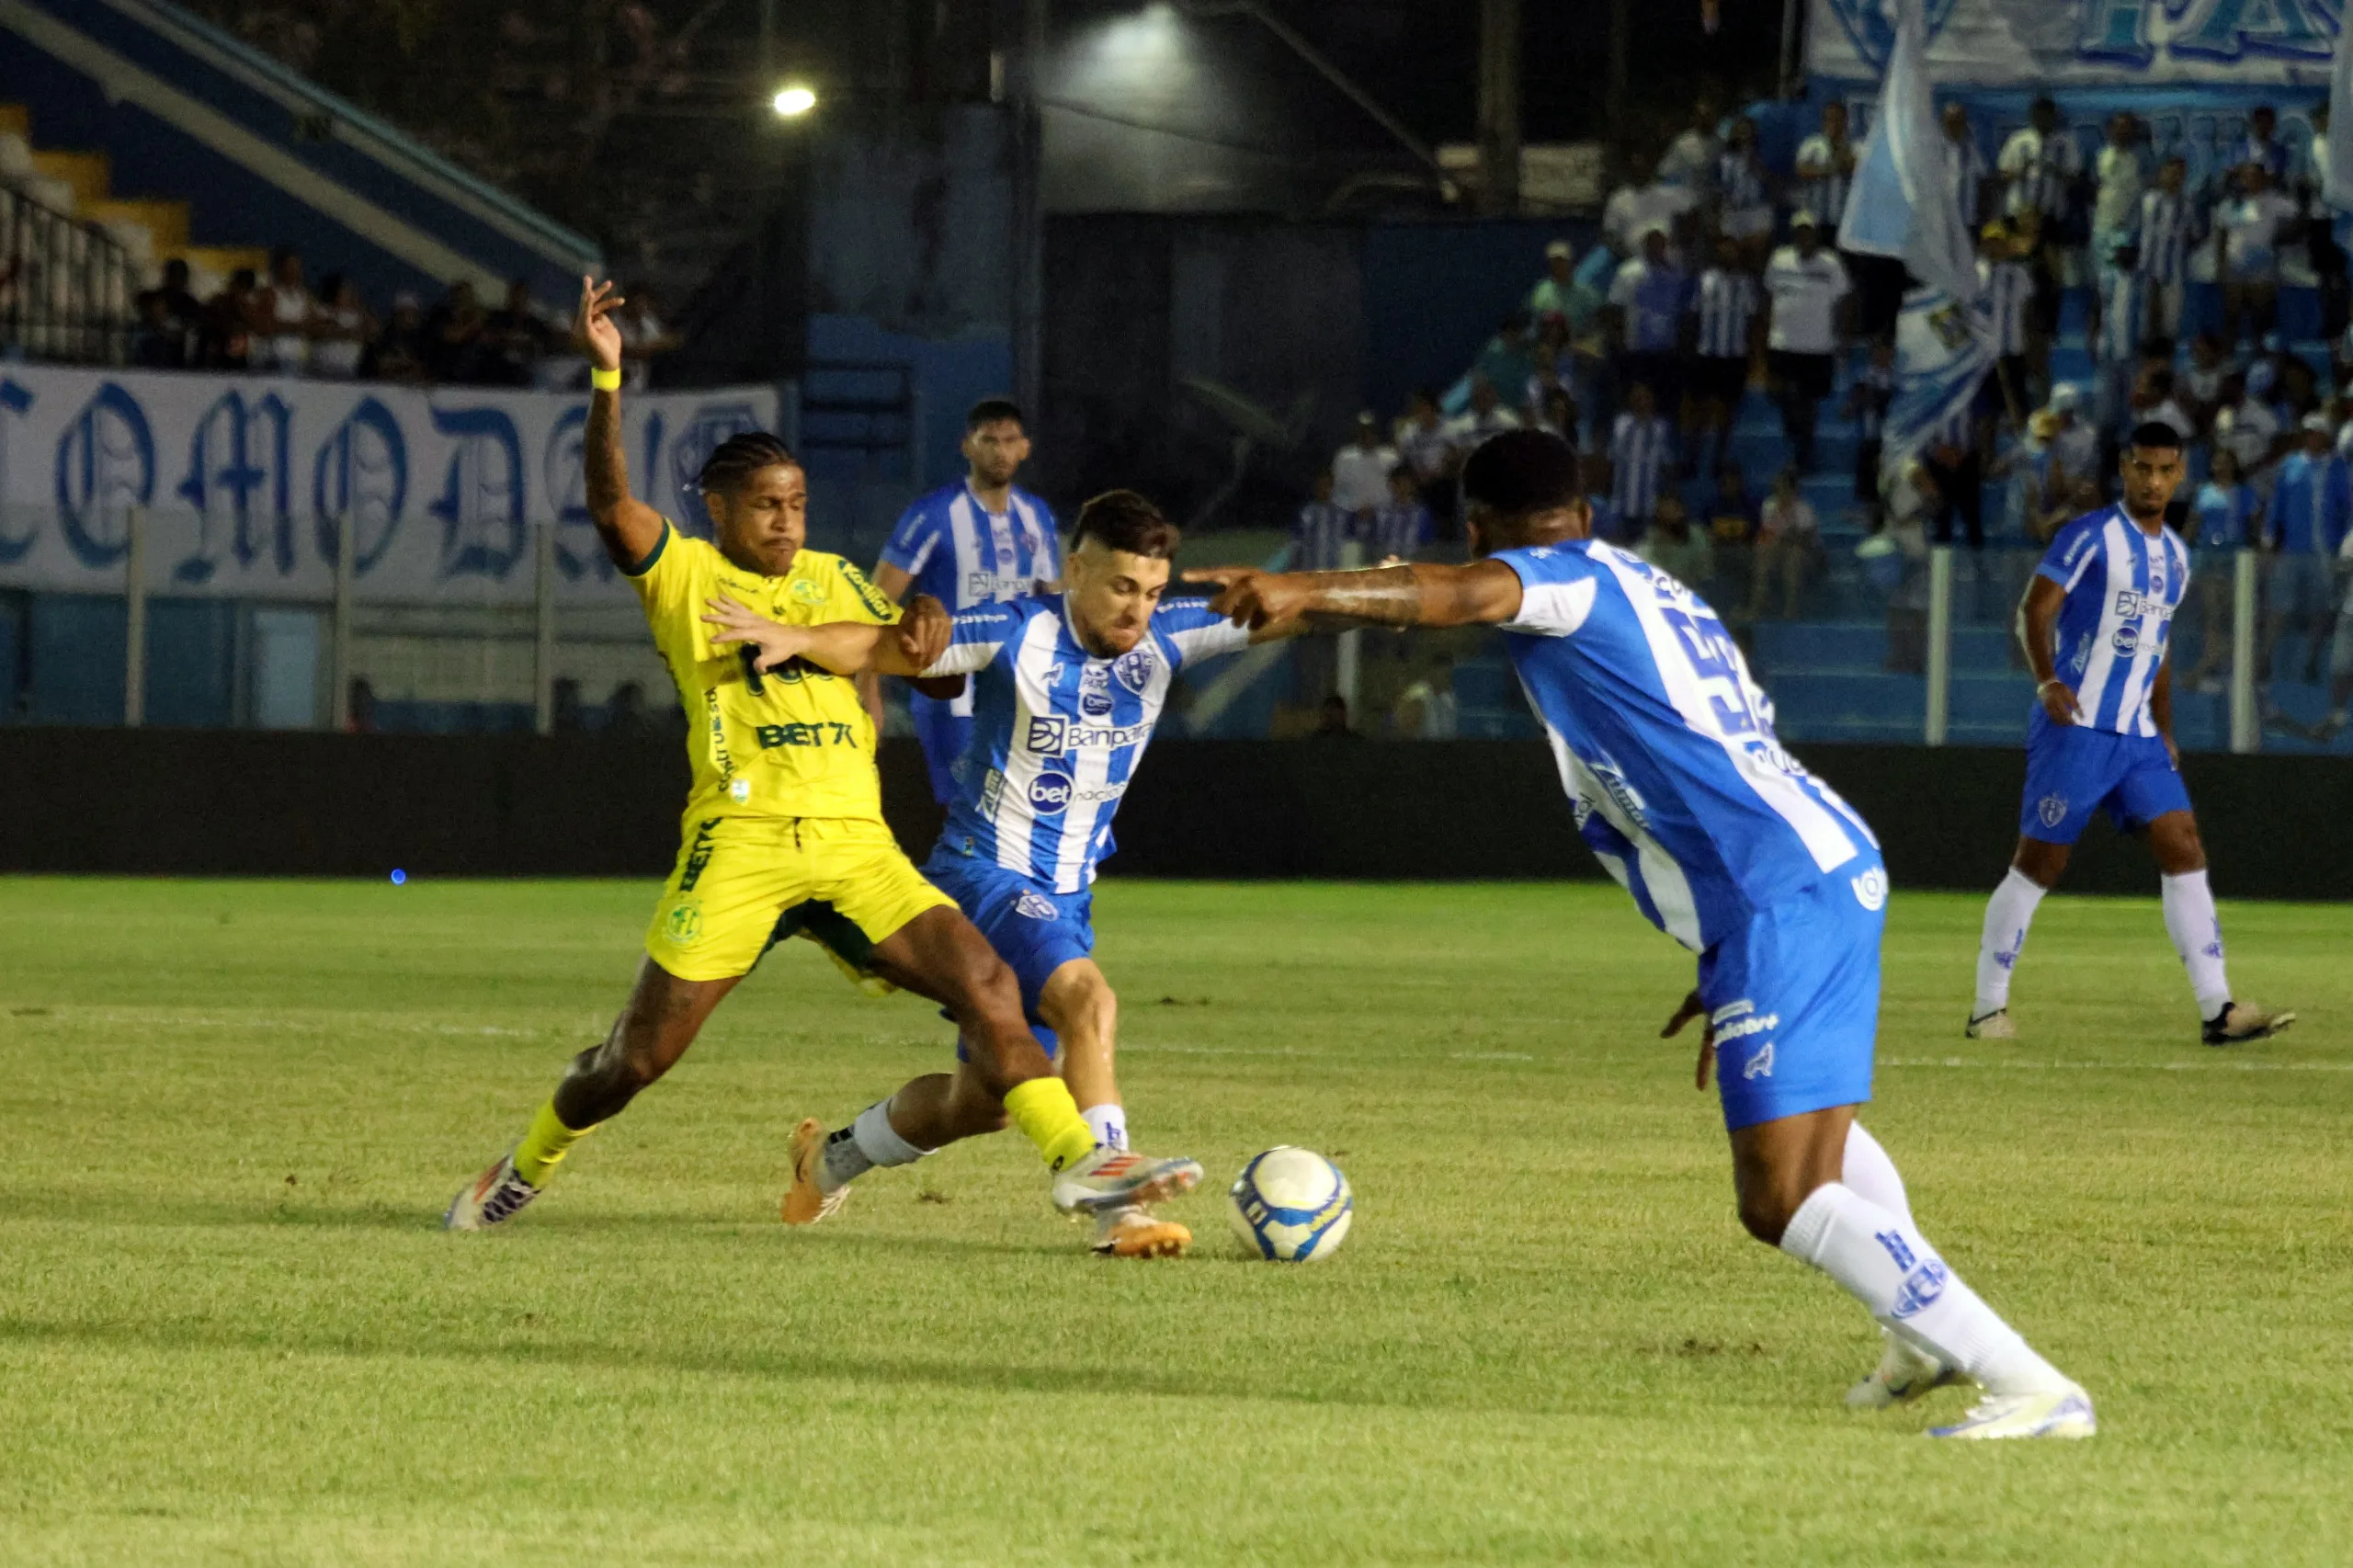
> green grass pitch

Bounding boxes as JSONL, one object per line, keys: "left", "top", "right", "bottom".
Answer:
{"left": 2, "top": 875, "right": 2348, "bottom": 1565}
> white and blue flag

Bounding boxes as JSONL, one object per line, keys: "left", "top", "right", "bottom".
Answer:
{"left": 922, "top": 595, "right": 1252, "bottom": 893}
{"left": 1495, "top": 540, "right": 1881, "bottom": 949}
{"left": 1836, "top": 0, "right": 1993, "bottom": 485}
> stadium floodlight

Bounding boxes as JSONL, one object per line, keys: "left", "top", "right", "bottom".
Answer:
{"left": 771, "top": 84, "right": 818, "bottom": 118}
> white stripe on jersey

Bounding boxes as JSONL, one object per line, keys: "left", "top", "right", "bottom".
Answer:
{"left": 1547, "top": 733, "right": 1704, "bottom": 948}
{"left": 1694, "top": 269, "right": 1756, "bottom": 359}
{"left": 994, "top": 612, "right": 1063, "bottom": 872}
{"left": 2138, "top": 189, "right": 2193, "bottom": 285}
{"left": 1586, "top": 545, "right": 1868, "bottom": 875}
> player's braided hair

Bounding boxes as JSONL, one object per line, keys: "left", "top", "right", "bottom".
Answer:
{"left": 698, "top": 432, "right": 798, "bottom": 498}
{"left": 1071, "top": 489, "right": 1181, "bottom": 560}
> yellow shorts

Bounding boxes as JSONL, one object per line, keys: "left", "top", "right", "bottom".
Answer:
{"left": 642, "top": 814, "right": 954, "bottom": 984}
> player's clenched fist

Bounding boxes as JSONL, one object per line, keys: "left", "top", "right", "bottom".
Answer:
{"left": 2036, "top": 678, "right": 2077, "bottom": 726}
{"left": 896, "top": 594, "right": 951, "bottom": 670}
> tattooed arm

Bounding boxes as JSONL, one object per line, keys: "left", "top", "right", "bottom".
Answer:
{"left": 1183, "top": 561, "right": 1527, "bottom": 633}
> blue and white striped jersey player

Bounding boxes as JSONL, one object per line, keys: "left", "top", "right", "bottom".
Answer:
{"left": 1968, "top": 422, "right": 2294, "bottom": 1047}
{"left": 717, "top": 490, "right": 1278, "bottom": 1258}
{"left": 861, "top": 397, "right": 1063, "bottom": 804}
{"left": 1189, "top": 429, "right": 2094, "bottom": 1438}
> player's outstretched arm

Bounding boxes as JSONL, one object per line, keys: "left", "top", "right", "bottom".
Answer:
{"left": 1184, "top": 562, "right": 1524, "bottom": 634}
{"left": 576, "top": 277, "right": 667, "bottom": 573}
{"left": 701, "top": 594, "right": 950, "bottom": 676}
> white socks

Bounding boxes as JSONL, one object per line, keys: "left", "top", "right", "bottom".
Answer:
{"left": 1973, "top": 868, "right": 2046, "bottom": 1017}
{"left": 1842, "top": 1122, "right": 1913, "bottom": 1226}
{"left": 820, "top": 1096, "right": 929, "bottom": 1192}
{"left": 2161, "top": 869, "right": 2233, "bottom": 1022}
{"left": 1781, "top": 1182, "right": 2068, "bottom": 1397}
{"left": 1081, "top": 1102, "right": 1129, "bottom": 1152}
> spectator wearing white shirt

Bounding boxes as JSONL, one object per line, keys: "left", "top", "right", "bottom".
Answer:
{"left": 2092, "top": 112, "right": 2149, "bottom": 271}
{"left": 1941, "top": 101, "right": 1991, "bottom": 237}
{"left": 1527, "top": 240, "right": 1576, "bottom": 324}
{"left": 1608, "top": 225, "right": 1690, "bottom": 419}
{"left": 1687, "top": 233, "right": 1760, "bottom": 481}
{"left": 2124, "top": 365, "right": 2196, "bottom": 446}
{"left": 1329, "top": 411, "right": 1399, "bottom": 517}
{"left": 1444, "top": 373, "right": 1522, "bottom": 449}
{"left": 2041, "top": 383, "right": 2100, "bottom": 512}
{"left": 1658, "top": 92, "right": 1724, "bottom": 195}
{"left": 2136, "top": 156, "right": 2199, "bottom": 348}
{"left": 1368, "top": 465, "right": 1435, "bottom": 562}
{"left": 1977, "top": 220, "right": 2034, "bottom": 421}
{"left": 1608, "top": 381, "right": 1677, "bottom": 538}
{"left": 2215, "top": 161, "right": 2302, "bottom": 348}
{"left": 1394, "top": 389, "right": 1461, "bottom": 525}
{"left": 1601, "top": 143, "right": 1699, "bottom": 261}
{"left": 1715, "top": 117, "right": 1775, "bottom": 272}
{"left": 1748, "top": 465, "right": 1821, "bottom": 619}
{"left": 1998, "top": 98, "right": 2084, "bottom": 381}
{"left": 2214, "top": 367, "right": 2288, "bottom": 494}
{"left": 1794, "top": 101, "right": 1856, "bottom": 234}
{"left": 1761, "top": 213, "right": 1850, "bottom": 472}
{"left": 2090, "top": 246, "right": 2147, "bottom": 441}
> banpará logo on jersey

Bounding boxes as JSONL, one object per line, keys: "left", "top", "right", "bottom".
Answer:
{"left": 1014, "top": 891, "right": 1060, "bottom": 920}
{"left": 1029, "top": 772, "right": 1075, "bottom": 814}
{"left": 1851, "top": 866, "right": 1888, "bottom": 912}
{"left": 965, "top": 570, "right": 1036, "bottom": 603}
{"left": 2038, "top": 793, "right": 2070, "bottom": 828}
{"left": 1111, "top": 644, "right": 1156, "bottom": 694}
{"left": 1025, "top": 713, "right": 1153, "bottom": 754}
{"left": 2112, "top": 588, "right": 2171, "bottom": 621}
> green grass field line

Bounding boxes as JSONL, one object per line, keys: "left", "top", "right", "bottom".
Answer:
{"left": 2, "top": 877, "right": 2347, "bottom": 1565}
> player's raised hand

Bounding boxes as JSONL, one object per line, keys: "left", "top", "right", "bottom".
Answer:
{"left": 897, "top": 594, "right": 952, "bottom": 671}
{"left": 2036, "top": 678, "right": 2078, "bottom": 726}
{"left": 701, "top": 594, "right": 809, "bottom": 670}
{"left": 574, "top": 276, "right": 625, "bottom": 375}
{"left": 1183, "top": 566, "right": 1310, "bottom": 632}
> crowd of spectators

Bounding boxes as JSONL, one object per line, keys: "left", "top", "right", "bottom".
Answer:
{"left": 1293, "top": 87, "right": 2353, "bottom": 734}
{"left": 126, "top": 247, "right": 677, "bottom": 388}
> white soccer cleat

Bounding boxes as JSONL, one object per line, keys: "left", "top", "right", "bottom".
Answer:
{"left": 443, "top": 1152, "right": 540, "bottom": 1231}
{"left": 1928, "top": 1384, "right": 2097, "bottom": 1440}
{"left": 1847, "top": 1330, "right": 1961, "bottom": 1409}
{"left": 1051, "top": 1147, "right": 1203, "bottom": 1215}
{"left": 1091, "top": 1206, "right": 1192, "bottom": 1258}
{"left": 1964, "top": 1009, "right": 2018, "bottom": 1040}
{"left": 781, "top": 1117, "right": 851, "bottom": 1226}
{"left": 2204, "top": 1001, "right": 2296, "bottom": 1047}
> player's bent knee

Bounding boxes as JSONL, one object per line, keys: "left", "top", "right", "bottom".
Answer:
{"left": 1736, "top": 1193, "right": 1798, "bottom": 1247}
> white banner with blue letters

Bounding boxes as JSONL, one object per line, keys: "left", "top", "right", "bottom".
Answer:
{"left": 0, "top": 365, "right": 779, "bottom": 603}
{"left": 1810, "top": 0, "right": 2343, "bottom": 87}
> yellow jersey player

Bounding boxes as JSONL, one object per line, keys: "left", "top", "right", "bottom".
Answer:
{"left": 444, "top": 278, "right": 1202, "bottom": 1239}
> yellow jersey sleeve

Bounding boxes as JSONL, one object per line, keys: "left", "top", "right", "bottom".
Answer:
{"left": 626, "top": 526, "right": 900, "bottom": 822}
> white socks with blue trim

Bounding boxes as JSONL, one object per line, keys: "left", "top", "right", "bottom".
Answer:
{"left": 1081, "top": 1102, "right": 1128, "bottom": 1152}
{"left": 1973, "top": 868, "right": 2047, "bottom": 1018}
{"left": 2161, "top": 869, "right": 2233, "bottom": 1022}
{"left": 1780, "top": 1181, "right": 2068, "bottom": 1397}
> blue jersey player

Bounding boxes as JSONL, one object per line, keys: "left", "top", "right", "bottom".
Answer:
{"left": 1968, "top": 423, "right": 2294, "bottom": 1047}
{"left": 1190, "top": 429, "right": 2094, "bottom": 1438}
{"left": 861, "top": 398, "right": 1063, "bottom": 804}
{"left": 711, "top": 491, "right": 1278, "bottom": 1257}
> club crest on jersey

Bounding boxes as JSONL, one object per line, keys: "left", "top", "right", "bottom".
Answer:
{"left": 1025, "top": 714, "right": 1068, "bottom": 754}
{"left": 1014, "top": 892, "right": 1059, "bottom": 920}
{"left": 1111, "top": 645, "right": 1156, "bottom": 694}
{"left": 1851, "top": 866, "right": 1888, "bottom": 912}
{"left": 790, "top": 578, "right": 826, "bottom": 605}
{"left": 2038, "top": 793, "right": 2070, "bottom": 828}
{"left": 1029, "top": 772, "right": 1074, "bottom": 814}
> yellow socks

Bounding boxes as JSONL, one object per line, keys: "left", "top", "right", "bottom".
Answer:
{"left": 1003, "top": 1077, "right": 1097, "bottom": 1172}
{"left": 512, "top": 1099, "right": 594, "bottom": 1187}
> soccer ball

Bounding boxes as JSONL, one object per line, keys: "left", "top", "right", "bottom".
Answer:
{"left": 1227, "top": 1147, "right": 1352, "bottom": 1262}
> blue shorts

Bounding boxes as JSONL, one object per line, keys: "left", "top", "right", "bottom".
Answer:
{"left": 909, "top": 696, "right": 973, "bottom": 807}
{"left": 2019, "top": 710, "right": 2192, "bottom": 846}
{"left": 1698, "top": 858, "right": 1886, "bottom": 1131}
{"left": 923, "top": 845, "right": 1094, "bottom": 1062}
